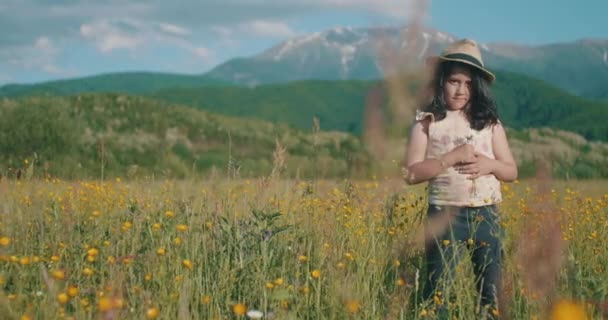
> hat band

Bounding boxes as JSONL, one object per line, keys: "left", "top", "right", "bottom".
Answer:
{"left": 443, "top": 53, "right": 484, "bottom": 68}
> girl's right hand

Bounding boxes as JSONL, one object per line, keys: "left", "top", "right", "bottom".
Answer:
{"left": 445, "top": 144, "right": 476, "bottom": 165}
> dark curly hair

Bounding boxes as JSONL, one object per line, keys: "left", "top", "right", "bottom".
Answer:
{"left": 421, "top": 61, "right": 499, "bottom": 130}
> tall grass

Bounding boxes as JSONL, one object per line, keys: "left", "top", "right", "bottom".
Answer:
{"left": 0, "top": 177, "right": 606, "bottom": 319}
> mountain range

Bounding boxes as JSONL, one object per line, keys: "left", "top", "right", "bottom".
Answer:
{"left": 206, "top": 26, "right": 608, "bottom": 99}
{"left": 1, "top": 26, "right": 607, "bottom": 100}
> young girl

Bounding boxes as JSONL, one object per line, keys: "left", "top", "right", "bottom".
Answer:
{"left": 405, "top": 39, "right": 517, "bottom": 318}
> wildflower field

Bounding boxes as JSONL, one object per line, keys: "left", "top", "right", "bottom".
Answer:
{"left": 0, "top": 177, "right": 607, "bottom": 319}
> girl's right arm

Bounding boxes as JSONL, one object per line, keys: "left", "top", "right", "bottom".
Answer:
{"left": 405, "top": 119, "right": 445, "bottom": 185}
{"left": 405, "top": 119, "right": 474, "bottom": 185}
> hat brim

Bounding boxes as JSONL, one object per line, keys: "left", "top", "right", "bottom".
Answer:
{"left": 427, "top": 56, "right": 496, "bottom": 83}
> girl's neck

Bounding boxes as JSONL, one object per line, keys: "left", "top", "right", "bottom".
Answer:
{"left": 445, "top": 108, "right": 466, "bottom": 117}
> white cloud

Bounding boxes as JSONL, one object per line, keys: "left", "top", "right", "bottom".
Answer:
{"left": 80, "top": 20, "right": 144, "bottom": 53}
{"left": 2, "top": 36, "right": 71, "bottom": 76}
{"left": 193, "top": 47, "right": 214, "bottom": 62}
{"left": 210, "top": 26, "right": 239, "bottom": 48}
{"left": 41, "top": 64, "right": 63, "bottom": 74}
{"left": 78, "top": 17, "right": 217, "bottom": 66}
{"left": 35, "top": 36, "right": 57, "bottom": 55}
{"left": 321, "top": 0, "right": 413, "bottom": 18}
{"left": 159, "top": 22, "right": 191, "bottom": 36}
{"left": 1, "top": 0, "right": 413, "bottom": 48}
{"left": 212, "top": 20, "right": 296, "bottom": 42}
{"left": 244, "top": 20, "right": 296, "bottom": 38}
{"left": 99, "top": 34, "right": 142, "bottom": 53}
{"left": 0, "top": 0, "right": 419, "bottom": 82}
{"left": 34, "top": 37, "right": 65, "bottom": 74}
{"left": 29, "top": 37, "right": 61, "bottom": 74}
{"left": 212, "top": 26, "right": 233, "bottom": 38}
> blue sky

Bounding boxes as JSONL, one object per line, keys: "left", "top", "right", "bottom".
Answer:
{"left": 0, "top": 0, "right": 606, "bottom": 85}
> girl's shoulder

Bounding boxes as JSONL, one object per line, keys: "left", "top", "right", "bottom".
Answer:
{"left": 491, "top": 120, "right": 504, "bottom": 132}
{"left": 414, "top": 110, "right": 434, "bottom": 134}
{"left": 415, "top": 110, "right": 435, "bottom": 122}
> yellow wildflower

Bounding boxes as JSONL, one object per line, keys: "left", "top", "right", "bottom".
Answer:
{"left": 51, "top": 269, "right": 66, "bottom": 280}
{"left": 182, "top": 259, "right": 193, "bottom": 270}
{"left": 550, "top": 300, "right": 588, "bottom": 320}
{"left": 57, "top": 293, "right": 70, "bottom": 304}
{"left": 98, "top": 297, "right": 112, "bottom": 312}
{"left": 67, "top": 285, "right": 79, "bottom": 297}
{"left": 233, "top": 303, "right": 247, "bottom": 316}
{"left": 345, "top": 300, "right": 361, "bottom": 314}
{"left": 20, "top": 257, "right": 30, "bottom": 265}
{"left": 0, "top": 237, "right": 10, "bottom": 246}
{"left": 146, "top": 307, "right": 159, "bottom": 319}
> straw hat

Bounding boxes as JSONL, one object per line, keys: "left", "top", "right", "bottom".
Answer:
{"left": 428, "top": 38, "right": 495, "bottom": 82}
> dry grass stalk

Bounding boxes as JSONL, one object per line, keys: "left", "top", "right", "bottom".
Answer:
{"left": 513, "top": 159, "right": 566, "bottom": 315}
{"left": 271, "top": 137, "right": 287, "bottom": 179}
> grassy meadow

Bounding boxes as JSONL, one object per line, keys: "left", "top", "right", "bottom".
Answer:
{"left": 0, "top": 175, "right": 606, "bottom": 319}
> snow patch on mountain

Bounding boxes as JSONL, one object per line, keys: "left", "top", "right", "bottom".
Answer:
{"left": 273, "top": 32, "right": 321, "bottom": 61}
{"left": 332, "top": 26, "right": 353, "bottom": 35}
{"left": 340, "top": 45, "right": 357, "bottom": 75}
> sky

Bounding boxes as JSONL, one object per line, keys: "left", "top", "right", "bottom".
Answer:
{"left": 1, "top": 0, "right": 606, "bottom": 85}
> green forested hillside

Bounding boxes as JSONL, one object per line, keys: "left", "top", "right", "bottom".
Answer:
{"left": 151, "top": 71, "right": 608, "bottom": 141}
{"left": 3, "top": 69, "right": 606, "bottom": 141}
{"left": 152, "top": 80, "right": 371, "bottom": 134}
{"left": 493, "top": 72, "right": 608, "bottom": 141}
{"left": 0, "top": 94, "right": 370, "bottom": 179}
{"left": 1, "top": 93, "right": 607, "bottom": 180}
{"left": 0, "top": 72, "right": 227, "bottom": 97}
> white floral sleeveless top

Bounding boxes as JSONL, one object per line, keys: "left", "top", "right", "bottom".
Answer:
{"left": 417, "top": 110, "right": 502, "bottom": 207}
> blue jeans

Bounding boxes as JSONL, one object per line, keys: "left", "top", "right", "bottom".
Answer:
{"left": 422, "top": 204, "right": 503, "bottom": 317}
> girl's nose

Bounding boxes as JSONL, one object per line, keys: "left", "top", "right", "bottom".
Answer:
{"left": 456, "top": 84, "right": 467, "bottom": 95}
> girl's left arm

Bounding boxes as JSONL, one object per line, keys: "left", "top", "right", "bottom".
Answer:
{"left": 488, "top": 122, "right": 518, "bottom": 182}
{"left": 447, "top": 122, "right": 518, "bottom": 181}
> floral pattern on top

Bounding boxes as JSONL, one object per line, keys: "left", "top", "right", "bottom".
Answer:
{"left": 415, "top": 110, "right": 502, "bottom": 207}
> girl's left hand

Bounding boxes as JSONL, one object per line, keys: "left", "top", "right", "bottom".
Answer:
{"left": 454, "top": 152, "right": 495, "bottom": 179}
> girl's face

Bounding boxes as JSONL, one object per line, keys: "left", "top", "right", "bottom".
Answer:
{"left": 443, "top": 65, "right": 472, "bottom": 111}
